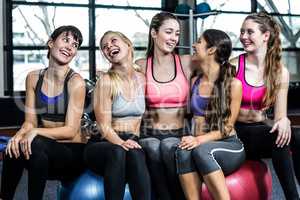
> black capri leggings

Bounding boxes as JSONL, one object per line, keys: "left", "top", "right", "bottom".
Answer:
{"left": 84, "top": 132, "right": 151, "bottom": 200}
{"left": 0, "top": 135, "right": 85, "bottom": 200}
{"left": 235, "top": 121, "right": 299, "bottom": 200}
{"left": 291, "top": 127, "right": 300, "bottom": 185}
{"left": 139, "top": 128, "right": 188, "bottom": 200}
{"left": 176, "top": 134, "right": 245, "bottom": 176}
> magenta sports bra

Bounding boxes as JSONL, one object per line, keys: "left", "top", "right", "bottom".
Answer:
{"left": 236, "top": 54, "right": 266, "bottom": 110}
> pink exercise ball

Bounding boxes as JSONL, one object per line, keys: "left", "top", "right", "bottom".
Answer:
{"left": 201, "top": 160, "right": 272, "bottom": 200}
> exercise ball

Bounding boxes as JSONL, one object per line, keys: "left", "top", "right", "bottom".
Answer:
{"left": 201, "top": 160, "right": 272, "bottom": 200}
{"left": 175, "top": 3, "right": 191, "bottom": 14}
{"left": 196, "top": 2, "right": 211, "bottom": 19}
{"left": 0, "top": 136, "right": 11, "bottom": 152}
{"left": 58, "top": 170, "right": 132, "bottom": 200}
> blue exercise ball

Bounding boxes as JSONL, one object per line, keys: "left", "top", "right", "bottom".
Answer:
{"left": 58, "top": 170, "right": 132, "bottom": 200}
{"left": 196, "top": 2, "right": 211, "bottom": 19}
{"left": 175, "top": 3, "right": 191, "bottom": 14}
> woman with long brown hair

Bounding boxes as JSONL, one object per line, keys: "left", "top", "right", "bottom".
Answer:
{"left": 176, "top": 29, "right": 245, "bottom": 200}
{"left": 231, "top": 11, "right": 300, "bottom": 199}
{"left": 135, "top": 11, "right": 193, "bottom": 200}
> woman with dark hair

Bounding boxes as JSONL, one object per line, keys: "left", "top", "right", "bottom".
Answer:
{"left": 84, "top": 31, "right": 151, "bottom": 200}
{"left": 230, "top": 11, "right": 300, "bottom": 199}
{"left": 135, "top": 11, "right": 193, "bottom": 200}
{"left": 1, "top": 25, "right": 86, "bottom": 200}
{"left": 176, "top": 29, "right": 245, "bottom": 200}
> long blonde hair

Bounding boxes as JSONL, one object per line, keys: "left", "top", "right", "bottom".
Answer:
{"left": 100, "top": 31, "right": 140, "bottom": 98}
{"left": 245, "top": 11, "right": 282, "bottom": 108}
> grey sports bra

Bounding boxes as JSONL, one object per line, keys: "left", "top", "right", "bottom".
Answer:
{"left": 111, "top": 84, "right": 145, "bottom": 118}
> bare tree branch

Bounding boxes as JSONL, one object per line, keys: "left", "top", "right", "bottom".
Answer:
{"left": 126, "top": 0, "right": 149, "bottom": 27}
{"left": 52, "top": 6, "right": 56, "bottom": 30}
{"left": 17, "top": 7, "right": 44, "bottom": 44}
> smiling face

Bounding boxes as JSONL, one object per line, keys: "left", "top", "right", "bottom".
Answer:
{"left": 192, "top": 37, "right": 208, "bottom": 62}
{"left": 240, "top": 19, "right": 270, "bottom": 53}
{"left": 48, "top": 31, "right": 79, "bottom": 65}
{"left": 100, "top": 32, "right": 132, "bottom": 64}
{"left": 151, "top": 19, "right": 180, "bottom": 53}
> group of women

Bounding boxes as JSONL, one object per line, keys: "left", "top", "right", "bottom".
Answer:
{"left": 1, "top": 10, "right": 300, "bottom": 200}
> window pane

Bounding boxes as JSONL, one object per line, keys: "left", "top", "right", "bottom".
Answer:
{"left": 15, "top": 0, "right": 88, "bottom": 4}
{"left": 196, "top": 0, "right": 251, "bottom": 12}
{"left": 95, "top": 0, "right": 161, "bottom": 7}
{"left": 196, "top": 13, "right": 248, "bottom": 48}
{"left": 282, "top": 51, "right": 300, "bottom": 82}
{"left": 12, "top": 5, "right": 89, "bottom": 46}
{"left": 257, "top": 0, "right": 300, "bottom": 14}
{"left": 13, "top": 50, "right": 89, "bottom": 91}
{"left": 95, "top": 9, "right": 158, "bottom": 47}
{"left": 273, "top": 16, "right": 300, "bottom": 48}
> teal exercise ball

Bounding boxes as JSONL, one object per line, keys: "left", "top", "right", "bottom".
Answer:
{"left": 196, "top": 2, "right": 211, "bottom": 19}
{"left": 175, "top": 3, "right": 191, "bottom": 14}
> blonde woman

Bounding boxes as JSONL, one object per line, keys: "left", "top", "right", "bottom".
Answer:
{"left": 84, "top": 31, "right": 151, "bottom": 200}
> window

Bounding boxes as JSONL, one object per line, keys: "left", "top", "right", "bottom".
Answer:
{"left": 5, "top": 0, "right": 162, "bottom": 93}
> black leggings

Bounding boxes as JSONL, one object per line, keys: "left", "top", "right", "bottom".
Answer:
{"left": 84, "top": 133, "right": 151, "bottom": 200}
{"left": 291, "top": 127, "right": 300, "bottom": 185}
{"left": 0, "top": 135, "right": 85, "bottom": 200}
{"left": 235, "top": 121, "right": 299, "bottom": 200}
{"left": 139, "top": 128, "right": 187, "bottom": 200}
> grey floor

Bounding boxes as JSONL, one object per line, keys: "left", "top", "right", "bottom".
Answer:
{"left": 0, "top": 159, "right": 299, "bottom": 200}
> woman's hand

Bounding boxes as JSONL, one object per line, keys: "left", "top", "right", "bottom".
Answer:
{"left": 120, "top": 139, "right": 142, "bottom": 151}
{"left": 270, "top": 117, "right": 291, "bottom": 147}
{"left": 6, "top": 133, "right": 25, "bottom": 158}
{"left": 179, "top": 136, "right": 202, "bottom": 150}
{"left": 20, "top": 129, "right": 38, "bottom": 160}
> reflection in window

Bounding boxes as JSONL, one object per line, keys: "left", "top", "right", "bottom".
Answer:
{"left": 14, "top": 54, "right": 25, "bottom": 63}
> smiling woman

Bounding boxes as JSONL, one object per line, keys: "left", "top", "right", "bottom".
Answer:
{"left": 0, "top": 25, "right": 87, "bottom": 200}
{"left": 83, "top": 31, "right": 151, "bottom": 200}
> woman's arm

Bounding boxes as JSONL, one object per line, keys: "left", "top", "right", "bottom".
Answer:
{"left": 180, "top": 54, "right": 194, "bottom": 80}
{"left": 93, "top": 74, "right": 124, "bottom": 145}
{"left": 6, "top": 71, "right": 39, "bottom": 158}
{"left": 270, "top": 66, "right": 291, "bottom": 147}
{"left": 34, "top": 74, "right": 86, "bottom": 140}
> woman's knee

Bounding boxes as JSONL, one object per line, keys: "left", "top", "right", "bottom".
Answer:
{"left": 160, "top": 137, "right": 180, "bottom": 159}
{"left": 126, "top": 149, "right": 147, "bottom": 168}
{"left": 176, "top": 148, "right": 196, "bottom": 174}
{"left": 31, "top": 135, "right": 51, "bottom": 154}
{"left": 139, "top": 138, "right": 161, "bottom": 162}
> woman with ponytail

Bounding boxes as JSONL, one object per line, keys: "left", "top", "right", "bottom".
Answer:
{"left": 176, "top": 29, "right": 245, "bottom": 200}
{"left": 230, "top": 11, "right": 300, "bottom": 199}
{"left": 84, "top": 31, "right": 151, "bottom": 200}
{"left": 135, "top": 12, "right": 193, "bottom": 200}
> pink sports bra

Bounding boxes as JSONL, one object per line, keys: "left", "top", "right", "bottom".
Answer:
{"left": 145, "top": 54, "right": 189, "bottom": 108}
{"left": 236, "top": 54, "right": 266, "bottom": 110}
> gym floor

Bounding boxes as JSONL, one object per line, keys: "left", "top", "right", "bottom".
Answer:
{"left": 0, "top": 159, "right": 299, "bottom": 200}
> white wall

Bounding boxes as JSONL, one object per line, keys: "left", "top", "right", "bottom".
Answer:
{"left": 0, "top": 0, "right": 4, "bottom": 97}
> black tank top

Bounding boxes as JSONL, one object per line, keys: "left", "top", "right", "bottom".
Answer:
{"left": 35, "top": 68, "right": 75, "bottom": 124}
